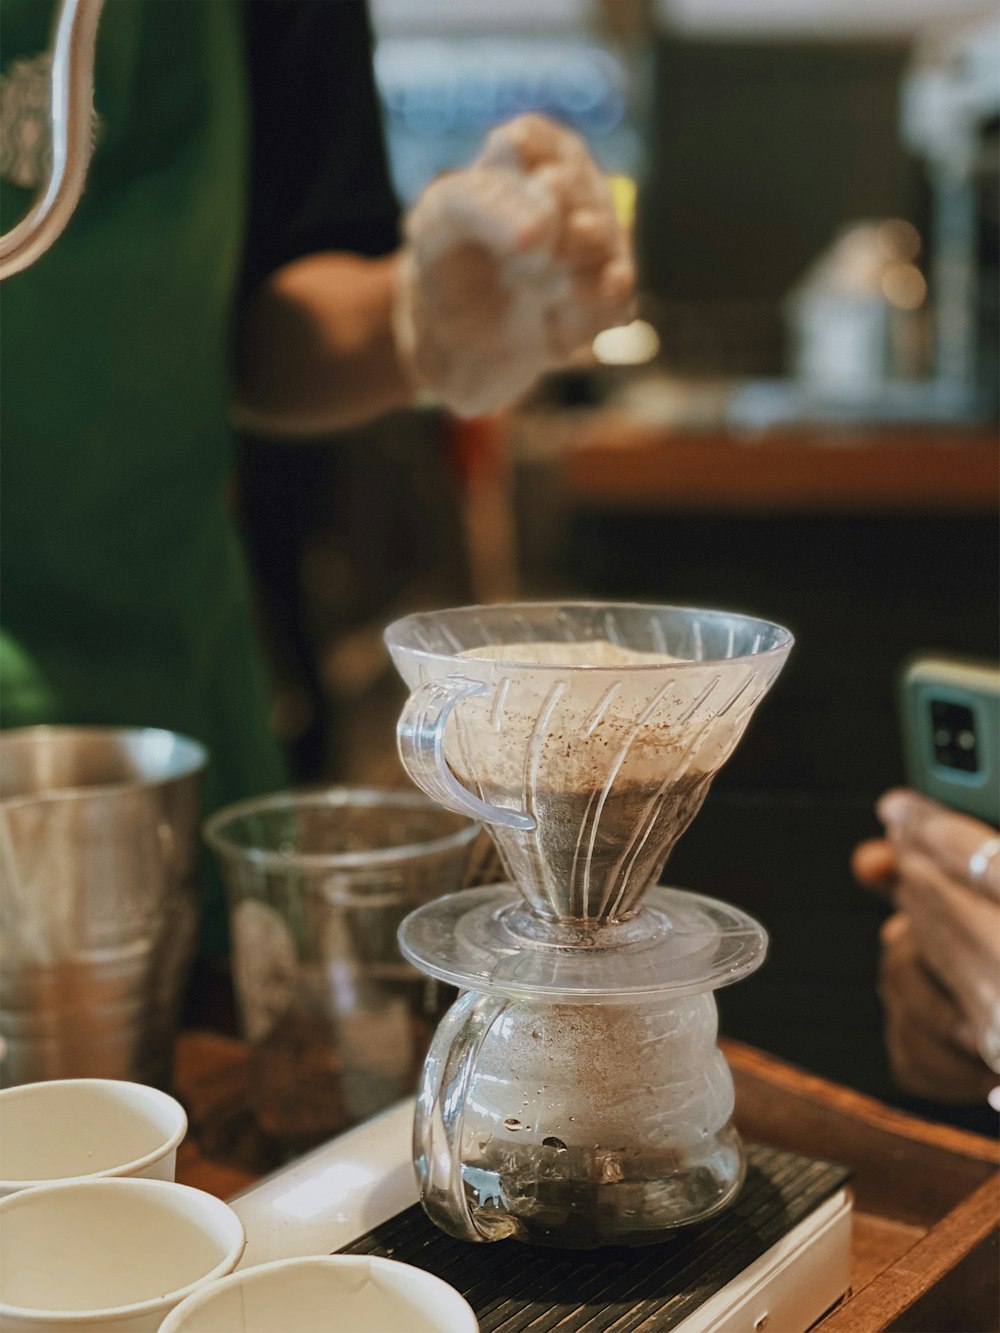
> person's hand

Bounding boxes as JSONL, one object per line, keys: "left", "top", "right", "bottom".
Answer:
{"left": 852, "top": 788, "right": 1000, "bottom": 1103}
{"left": 394, "top": 114, "right": 635, "bottom": 417}
{"left": 874, "top": 911, "right": 996, "bottom": 1102}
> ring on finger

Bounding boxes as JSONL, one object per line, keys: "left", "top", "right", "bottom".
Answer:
{"left": 968, "top": 835, "right": 1000, "bottom": 885}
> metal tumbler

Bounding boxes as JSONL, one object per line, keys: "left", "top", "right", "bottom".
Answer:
{"left": 0, "top": 726, "right": 207, "bottom": 1089}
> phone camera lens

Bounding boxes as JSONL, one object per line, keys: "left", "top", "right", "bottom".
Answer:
{"left": 930, "top": 700, "right": 979, "bottom": 773}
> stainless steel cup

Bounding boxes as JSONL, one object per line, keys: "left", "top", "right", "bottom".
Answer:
{"left": 0, "top": 726, "right": 207, "bottom": 1089}
{"left": 204, "top": 788, "right": 478, "bottom": 1154}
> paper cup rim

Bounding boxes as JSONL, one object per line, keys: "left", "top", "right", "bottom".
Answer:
{"left": 158, "top": 1253, "right": 479, "bottom": 1333}
{"left": 0, "top": 1178, "right": 245, "bottom": 1324}
{"left": 0, "top": 1080, "right": 188, "bottom": 1192}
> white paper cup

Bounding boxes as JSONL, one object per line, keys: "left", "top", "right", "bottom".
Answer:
{"left": 0, "top": 1079, "right": 187, "bottom": 1196}
{"left": 158, "top": 1254, "right": 479, "bottom": 1333}
{"left": 0, "top": 1177, "right": 245, "bottom": 1332}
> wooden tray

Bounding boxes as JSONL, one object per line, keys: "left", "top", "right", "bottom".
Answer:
{"left": 174, "top": 1032, "right": 999, "bottom": 1331}
{"left": 724, "top": 1040, "right": 999, "bottom": 1331}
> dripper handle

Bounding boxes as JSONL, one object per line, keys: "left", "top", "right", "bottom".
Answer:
{"left": 397, "top": 676, "right": 535, "bottom": 831}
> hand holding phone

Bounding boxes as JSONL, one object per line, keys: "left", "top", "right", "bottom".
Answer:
{"left": 851, "top": 655, "right": 1000, "bottom": 1104}
{"left": 853, "top": 785, "right": 1000, "bottom": 1104}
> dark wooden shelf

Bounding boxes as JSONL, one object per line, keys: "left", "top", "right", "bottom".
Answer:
{"left": 560, "top": 418, "right": 999, "bottom": 515}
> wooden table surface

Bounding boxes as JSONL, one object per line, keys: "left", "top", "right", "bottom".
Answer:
{"left": 173, "top": 1030, "right": 998, "bottom": 1332}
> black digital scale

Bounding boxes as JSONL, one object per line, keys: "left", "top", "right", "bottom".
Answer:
{"left": 340, "top": 1143, "right": 853, "bottom": 1333}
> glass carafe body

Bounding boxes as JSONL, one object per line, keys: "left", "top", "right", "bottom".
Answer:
{"left": 415, "top": 987, "right": 742, "bottom": 1247}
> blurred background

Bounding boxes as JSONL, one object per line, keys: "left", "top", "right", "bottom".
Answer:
{"left": 235, "top": 0, "right": 998, "bottom": 1119}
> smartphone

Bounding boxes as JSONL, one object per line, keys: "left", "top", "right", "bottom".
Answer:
{"left": 899, "top": 653, "right": 1000, "bottom": 825}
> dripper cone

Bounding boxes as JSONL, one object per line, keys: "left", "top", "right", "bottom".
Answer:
{"left": 386, "top": 603, "right": 792, "bottom": 927}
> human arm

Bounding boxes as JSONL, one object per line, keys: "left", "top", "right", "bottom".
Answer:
{"left": 392, "top": 113, "right": 634, "bottom": 419}
{"left": 234, "top": 250, "right": 412, "bottom": 437}
{"left": 234, "top": 0, "right": 633, "bottom": 443}
{"left": 235, "top": 112, "right": 634, "bottom": 437}
{"left": 230, "top": 0, "right": 407, "bottom": 437}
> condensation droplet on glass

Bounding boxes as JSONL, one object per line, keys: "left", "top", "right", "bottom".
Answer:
{"left": 543, "top": 1136, "right": 567, "bottom": 1153}
{"left": 503, "top": 1117, "right": 522, "bottom": 1131}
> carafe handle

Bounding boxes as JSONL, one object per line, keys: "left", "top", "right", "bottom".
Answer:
{"left": 396, "top": 676, "right": 535, "bottom": 831}
{"left": 414, "top": 990, "right": 514, "bottom": 1243}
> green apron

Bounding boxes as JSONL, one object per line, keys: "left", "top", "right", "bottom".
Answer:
{"left": 1, "top": 0, "right": 288, "bottom": 952}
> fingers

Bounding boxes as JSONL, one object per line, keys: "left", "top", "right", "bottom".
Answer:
{"left": 851, "top": 838, "right": 897, "bottom": 893}
{"left": 861, "top": 788, "right": 1000, "bottom": 1101}
{"left": 482, "top": 113, "right": 591, "bottom": 173}
{"left": 479, "top": 115, "right": 632, "bottom": 309}
{"left": 535, "top": 158, "right": 610, "bottom": 218}
{"left": 886, "top": 1004, "right": 998, "bottom": 1103}
{"left": 879, "top": 913, "right": 977, "bottom": 1053}
{"left": 563, "top": 207, "right": 621, "bottom": 269}
{"left": 405, "top": 167, "right": 558, "bottom": 264}
{"left": 410, "top": 137, "right": 628, "bottom": 301}
{"left": 398, "top": 113, "right": 635, "bottom": 414}
{"left": 879, "top": 912, "right": 996, "bottom": 1102}
{"left": 878, "top": 788, "right": 1000, "bottom": 901}
{"left": 594, "top": 255, "right": 635, "bottom": 308}
{"left": 893, "top": 850, "right": 1000, "bottom": 1044}
{"left": 481, "top": 117, "right": 607, "bottom": 232}
{"left": 420, "top": 242, "right": 508, "bottom": 321}
{"left": 545, "top": 254, "right": 636, "bottom": 358}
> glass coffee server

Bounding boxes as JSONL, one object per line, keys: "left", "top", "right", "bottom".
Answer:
{"left": 384, "top": 602, "right": 793, "bottom": 1247}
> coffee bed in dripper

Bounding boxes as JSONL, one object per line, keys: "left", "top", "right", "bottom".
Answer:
{"left": 383, "top": 602, "right": 794, "bottom": 1249}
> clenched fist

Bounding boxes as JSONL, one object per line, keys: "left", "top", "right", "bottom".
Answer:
{"left": 394, "top": 114, "right": 635, "bottom": 417}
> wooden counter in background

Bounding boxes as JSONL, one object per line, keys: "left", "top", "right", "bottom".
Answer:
{"left": 173, "top": 1031, "right": 998, "bottom": 1333}
{"left": 561, "top": 419, "right": 999, "bottom": 514}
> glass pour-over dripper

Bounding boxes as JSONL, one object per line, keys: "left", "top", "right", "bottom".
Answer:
{"left": 385, "top": 602, "right": 792, "bottom": 1247}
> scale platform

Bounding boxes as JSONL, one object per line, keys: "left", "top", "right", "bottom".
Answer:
{"left": 338, "top": 1142, "right": 853, "bottom": 1332}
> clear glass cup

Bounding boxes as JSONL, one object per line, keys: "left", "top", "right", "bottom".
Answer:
{"left": 204, "top": 788, "right": 479, "bottom": 1157}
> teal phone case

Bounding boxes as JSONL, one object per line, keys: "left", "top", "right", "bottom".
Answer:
{"left": 900, "top": 654, "right": 1000, "bottom": 826}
